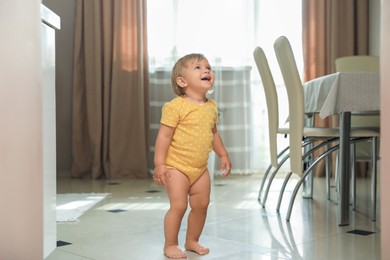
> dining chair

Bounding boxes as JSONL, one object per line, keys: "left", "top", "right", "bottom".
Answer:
{"left": 273, "top": 36, "right": 380, "bottom": 221}
{"left": 335, "top": 55, "right": 380, "bottom": 220}
{"left": 253, "top": 46, "right": 339, "bottom": 208}
{"left": 252, "top": 46, "right": 289, "bottom": 206}
{"left": 253, "top": 46, "right": 346, "bottom": 211}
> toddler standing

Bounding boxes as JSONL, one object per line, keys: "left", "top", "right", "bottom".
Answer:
{"left": 153, "top": 53, "right": 231, "bottom": 259}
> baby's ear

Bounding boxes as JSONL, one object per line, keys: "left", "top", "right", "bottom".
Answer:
{"left": 176, "top": 77, "right": 187, "bottom": 88}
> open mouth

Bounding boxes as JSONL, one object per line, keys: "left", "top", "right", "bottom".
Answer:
{"left": 201, "top": 76, "right": 211, "bottom": 81}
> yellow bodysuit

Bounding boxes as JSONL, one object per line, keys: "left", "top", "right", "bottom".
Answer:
{"left": 161, "top": 97, "right": 218, "bottom": 185}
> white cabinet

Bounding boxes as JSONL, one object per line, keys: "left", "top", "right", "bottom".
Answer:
{"left": 41, "top": 4, "right": 60, "bottom": 258}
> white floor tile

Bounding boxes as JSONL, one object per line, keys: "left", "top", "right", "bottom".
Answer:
{"left": 47, "top": 174, "right": 381, "bottom": 260}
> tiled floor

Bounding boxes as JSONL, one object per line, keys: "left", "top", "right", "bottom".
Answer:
{"left": 47, "top": 172, "right": 381, "bottom": 260}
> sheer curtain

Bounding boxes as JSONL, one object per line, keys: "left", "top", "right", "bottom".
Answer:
{"left": 147, "top": 0, "right": 302, "bottom": 174}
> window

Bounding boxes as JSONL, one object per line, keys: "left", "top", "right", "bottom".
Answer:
{"left": 147, "top": 0, "right": 303, "bottom": 173}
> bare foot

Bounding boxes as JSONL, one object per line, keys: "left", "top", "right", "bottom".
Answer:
{"left": 185, "top": 241, "right": 210, "bottom": 255}
{"left": 164, "top": 245, "right": 187, "bottom": 259}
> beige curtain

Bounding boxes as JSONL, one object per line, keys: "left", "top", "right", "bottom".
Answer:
{"left": 302, "top": 0, "right": 369, "bottom": 176}
{"left": 72, "top": 0, "right": 149, "bottom": 179}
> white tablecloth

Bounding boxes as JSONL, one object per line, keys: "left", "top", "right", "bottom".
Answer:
{"left": 304, "top": 72, "right": 380, "bottom": 118}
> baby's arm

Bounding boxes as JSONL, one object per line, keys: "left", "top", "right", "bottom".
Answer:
{"left": 212, "top": 126, "right": 232, "bottom": 176}
{"left": 154, "top": 124, "right": 175, "bottom": 185}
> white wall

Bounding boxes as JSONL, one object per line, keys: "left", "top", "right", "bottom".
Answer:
{"left": 0, "top": 0, "right": 44, "bottom": 259}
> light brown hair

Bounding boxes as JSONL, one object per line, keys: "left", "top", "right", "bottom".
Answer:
{"left": 171, "top": 53, "right": 208, "bottom": 96}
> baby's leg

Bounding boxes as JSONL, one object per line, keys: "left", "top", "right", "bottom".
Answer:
{"left": 185, "top": 170, "right": 211, "bottom": 255}
{"left": 164, "top": 169, "right": 190, "bottom": 259}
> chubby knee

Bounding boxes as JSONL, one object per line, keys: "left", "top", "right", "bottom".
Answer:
{"left": 190, "top": 197, "right": 210, "bottom": 211}
{"left": 170, "top": 201, "right": 188, "bottom": 215}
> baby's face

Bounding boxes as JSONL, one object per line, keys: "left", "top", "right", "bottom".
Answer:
{"left": 180, "top": 58, "right": 215, "bottom": 93}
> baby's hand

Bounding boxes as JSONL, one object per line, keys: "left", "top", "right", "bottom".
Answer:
{"left": 153, "top": 165, "right": 168, "bottom": 186}
{"left": 220, "top": 155, "right": 232, "bottom": 176}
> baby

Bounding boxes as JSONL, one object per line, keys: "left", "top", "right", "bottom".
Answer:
{"left": 153, "top": 53, "right": 232, "bottom": 258}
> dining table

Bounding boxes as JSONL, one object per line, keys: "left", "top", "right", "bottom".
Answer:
{"left": 303, "top": 71, "right": 380, "bottom": 226}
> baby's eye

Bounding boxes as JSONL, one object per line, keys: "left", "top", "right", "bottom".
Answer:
{"left": 194, "top": 66, "right": 201, "bottom": 70}
{"left": 206, "top": 66, "right": 212, "bottom": 71}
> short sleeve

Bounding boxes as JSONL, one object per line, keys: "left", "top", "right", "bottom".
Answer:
{"left": 161, "top": 101, "right": 180, "bottom": 127}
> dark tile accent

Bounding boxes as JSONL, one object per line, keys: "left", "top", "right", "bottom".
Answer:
{"left": 107, "top": 209, "right": 127, "bottom": 213}
{"left": 214, "top": 183, "right": 227, "bottom": 187}
{"left": 347, "top": 229, "right": 375, "bottom": 236}
{"left": 145, "top": 189, "right": 161, "bottom": 193}
{"left": 57, "top": 240, "right": 72, "bottom": 247}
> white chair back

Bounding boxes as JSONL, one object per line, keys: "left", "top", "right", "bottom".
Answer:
{"left": 253, "top": 47, "right": 280, "bottom": 167}
{"left": 335, "top": 55, "right": 379, "bottom": 72}
{"left": 273, "top": 36, "right": 304, "bottom": 175}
